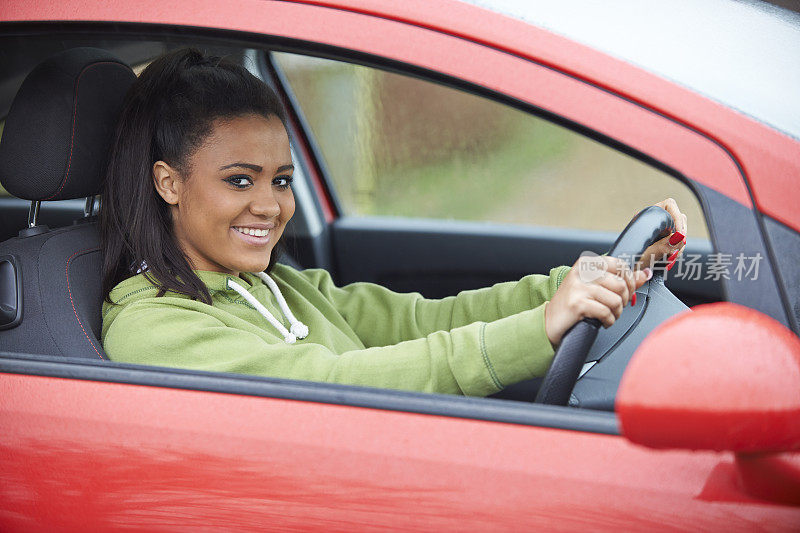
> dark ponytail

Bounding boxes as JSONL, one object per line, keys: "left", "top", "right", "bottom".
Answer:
{"left": 101, "top": 48, "right": 288, "bottom": 304}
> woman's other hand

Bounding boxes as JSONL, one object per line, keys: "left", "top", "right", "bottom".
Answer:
{"left": 637, "top": 197, "right": 687, "bottom": 271}
{"left": 545, "top": 256, "right": 652, "bottom": 347}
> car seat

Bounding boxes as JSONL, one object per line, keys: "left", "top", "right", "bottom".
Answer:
{"left": 0, "top": 47, "right": 136, "bottom": 358}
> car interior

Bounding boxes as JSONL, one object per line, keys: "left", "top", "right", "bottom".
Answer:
{"left": 0, "top": 36, "right": 723, "bottom": 409}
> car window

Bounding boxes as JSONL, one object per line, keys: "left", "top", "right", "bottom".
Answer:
{"left": 273, "top": 52, "right": 708, "bottom": 238}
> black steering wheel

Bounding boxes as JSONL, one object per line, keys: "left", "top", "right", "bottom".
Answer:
{"left": 534, "top": 206, "right": 676, "bottom": 405}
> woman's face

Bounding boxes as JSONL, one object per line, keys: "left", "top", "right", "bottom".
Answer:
{"left": 153, "top": 114, "right": 295, "bottom": 277}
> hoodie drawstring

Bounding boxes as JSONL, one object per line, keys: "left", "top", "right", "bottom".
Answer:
{"left": 226, "top": 273, "right": 309, "bottom": 344}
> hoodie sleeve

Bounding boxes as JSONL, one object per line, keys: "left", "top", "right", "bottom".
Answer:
{"left": 103, "top": 296, "right": 555, "bottom": 397}
{"left": 283, "top": 265, "right": 570, "bottom": 348}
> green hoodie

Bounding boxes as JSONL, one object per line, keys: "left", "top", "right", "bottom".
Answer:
{"left": 101, "top": 264, "right": 570, "bottom": 396}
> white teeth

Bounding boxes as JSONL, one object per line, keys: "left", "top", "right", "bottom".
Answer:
{"left": 235, "top": 227, "right": 270, "bottom": 237}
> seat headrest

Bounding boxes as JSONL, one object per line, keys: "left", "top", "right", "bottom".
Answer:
{"left": 0, "top": 47, "right": 135, "bottom": 201}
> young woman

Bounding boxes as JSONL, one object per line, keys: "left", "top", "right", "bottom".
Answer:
{"left": 100, "top": 48, "right": 687, "bottom": 397}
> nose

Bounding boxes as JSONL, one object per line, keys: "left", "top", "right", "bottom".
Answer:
{"left": 249, "top": 186, "right": 281, "bottom": 218}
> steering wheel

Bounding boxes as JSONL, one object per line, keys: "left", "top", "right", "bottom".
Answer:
{"left": 534, "top": 206, "right": 677, "bottom": 405}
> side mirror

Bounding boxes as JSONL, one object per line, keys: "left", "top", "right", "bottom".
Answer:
{"left": 616, "top": 302, "right": 800, "bottom": 504}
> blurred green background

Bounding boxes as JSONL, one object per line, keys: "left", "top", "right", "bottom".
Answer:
{"left": 275, "top": 53, "right": 708, "bottom": 238}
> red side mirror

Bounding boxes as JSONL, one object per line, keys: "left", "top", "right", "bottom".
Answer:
{"left": 616, "top": 302, "right": 800, "bottom": 453}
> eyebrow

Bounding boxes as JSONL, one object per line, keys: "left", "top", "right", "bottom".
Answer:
{"left": 219, "top": 162, "right": 263, "bottom": 172}
{"left": 218, "top": 163, "right": 294, "bottom": 174}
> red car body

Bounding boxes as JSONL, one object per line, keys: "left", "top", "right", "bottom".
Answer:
{"left": 1, "top": 0, "right": 799, "bottom": 529}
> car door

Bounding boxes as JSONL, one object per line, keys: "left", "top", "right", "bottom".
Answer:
{"left": 2, "top": 1, "right": 799, "bottom": 529}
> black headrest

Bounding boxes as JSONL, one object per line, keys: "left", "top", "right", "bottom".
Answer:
{"left": 0, "top": 48, "right": 135, "bottom": 201}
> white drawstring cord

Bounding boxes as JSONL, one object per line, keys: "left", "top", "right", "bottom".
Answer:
{"left": 226, "top": 278, "right": 296, "bottom": 343}
{"left": 226, "top": 274, "right": 309, "bottom": 344}
{"left": 255, "top": 272, "right": 310, "bottom": 339}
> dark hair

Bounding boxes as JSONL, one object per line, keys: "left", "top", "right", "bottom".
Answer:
{"left": 101, "top": 48, "right": 288, "bottom": 304}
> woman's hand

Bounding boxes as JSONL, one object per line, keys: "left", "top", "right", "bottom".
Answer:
{"left": 545, "top": 256, "right": 652, "bottom": 347}
{"left": 636, "top": 198, "right": 688, "bottom": 271}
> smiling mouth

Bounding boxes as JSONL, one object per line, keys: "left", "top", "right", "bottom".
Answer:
{"left": 233, "top": 226, "right": 270, "bottom": 237}
{"left": 232, "top": 226, "right": 273, "bottom": 245}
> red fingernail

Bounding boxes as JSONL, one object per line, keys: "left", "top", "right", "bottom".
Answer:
{"left": 683, "top": 238, "right": 686, "bottom": 245}
{"left": 669, "top": 232, "right": 685, "bottom": 246}
{"left": 668, "top": 249, "right": 680, "bottom": 262}
{"left": 667, "top": 260, "right": 676, "bottom": 271}
{"left": 631, "top": 293, "right": 637, "bottom": 306}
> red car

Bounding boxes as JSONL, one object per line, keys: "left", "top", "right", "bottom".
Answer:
{"left": 1, "top": 0, "right": 799, "bottom": 529}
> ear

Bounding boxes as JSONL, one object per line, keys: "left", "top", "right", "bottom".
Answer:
{"left": 152, "top": 161, "right": 182, "bottom": 205}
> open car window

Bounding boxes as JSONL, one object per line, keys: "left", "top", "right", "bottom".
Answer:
{"left": 0, "top": 29, "right": 724, "bottom": 432}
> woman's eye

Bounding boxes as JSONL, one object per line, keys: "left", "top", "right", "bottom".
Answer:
{"left": 224, "top": 175, "right": 253, "bottom": 189}
{"left": 273, "top": 176, "right": 294, "bottom": 190}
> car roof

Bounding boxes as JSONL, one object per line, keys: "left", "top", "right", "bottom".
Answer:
{"left": 463, "top": 0, "right": 800, "bottom": 142}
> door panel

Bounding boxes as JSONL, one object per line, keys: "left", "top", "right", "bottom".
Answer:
{"left": 2, "top": 372, "right": 798, "bottom": 529}
{"left": 331, "top": 216, "right": 721, "bottom": 306}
